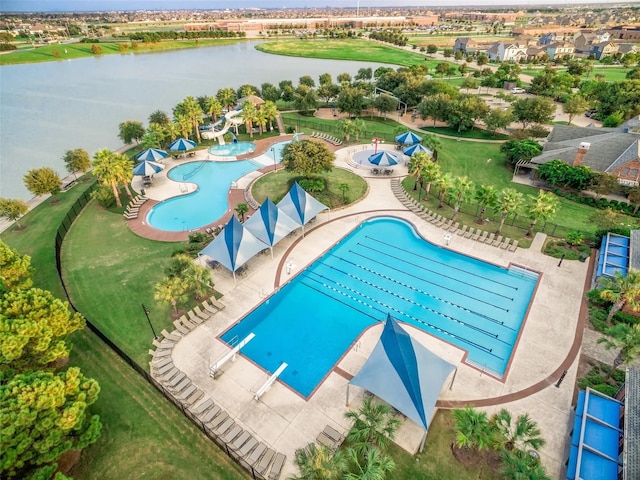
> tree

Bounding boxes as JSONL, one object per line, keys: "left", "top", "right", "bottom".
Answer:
{"left": 148, "top": 110, "right": 170, "bottom": 126}
{"left": 0, "top": 287, "right": 85, "bottom": 372}
{"left": 452, "top": 407, "right": 492, "bottom": 451}
{"left": 501, "top": 449, "right": 552, "bottom": 480}
{"left": 598, "top": 270, "right": 640, "bottom": 325}
{"left": 337, "top": 72, "right": 352, "bottom": 85}
{"left": 458, "top": 62, "right": 469, "bottom": 77}
{"left": 204, "top": 96, "right": 223, "bottom": 122}
{"left": 337, "top": 119, "right": 358, "bottom": 142}
{"left": 422, "top": 134, "right": 442, "bottom": 162}
{"left": 141, "top": 123, "right": 165, "bottom": 149}
{"left": 598, "top": 323, "right": 640, "bottom": 380}
{"left": 118, "top": 120, "right": 145, "bottom": 145}
{"left": 420, "top": 161, "right": 441, "bottom": 199}
{"left": 235, "top": 203, "right": 249, "bottom": 222}
{"left": 260, "top": 82, "right": 281, "bottom": 103}
{"left": 336, "top": 87, "right": 365, "bottom": 118}
{"left": 0, "top": 368, "right": 102, "bottom": 480}
{"left": 435, "top": 173, "right": 453, "bottom": 209}
{"left": 628, "top": 186, "right": 640, "bottom": 214}
{"left": 495, "top": 188, "right": 523, "bottom": 234}
{"left": 0, "top": 241, "right": 33, "bottom": 291}
{"left": 0, "top": 199, "right": 29, "bottom": 229}
{"left": 408, "top": 151, "right": 432, "bottom": 191}
{"left": 344, "top": 446, "right": 395, "bottom": 480}
{"left": 461, "top": 76, "right": 478, "bottom": 94}
{"left": 92, "top": 149, "right": 133, "bottom": 209}
{"left": 563, "top": 95, "right": 590, "bottom": 125}
{"left": 512, "top": 97, "right": 556, "bottom": 129}
{"left": 154, "top": 276, "right": 189, "bottom": 314}
{"left": 262, "top": 100, "right": 279, "bottom": 132}
{"left": 435, "top": 62, "right": 449, "bottom": 78}
{"left": 282, "top": 139, "right": 334, "bottom": 179}
{"left": 317, "top": 83, "right": 341, "bottom": 104}
{"left": 484, "top": 108, "right": 514, "bottom": 136}
{"left": 355, "top": 67, "right": 372, "bottom": 82}
{"left": 236, "top": 84, "right": 258, "bottom": 98}
{"left": 62, "top": 148, "right": 91, "bottom": 180}
{"left": 293, "top": 84, "right": 318, "bottom": 114}
{"left": 292, "top": 443, "right": 346, "bottom": 480}
{"left": 537, "top": 160, "right": 595, "bottom": 191}
{"left": 216, "top": 87, "right": 237, "bottom": 112}
{"left": 592, "top": 173, "right": 620, "bottom": 200}
{"left": 524, "top": 190, "right": 559, "bottom": 237}
{"left": 426, "top": 44, "right": 437, "bottom": 54}
{"left": 23, "top": 168, "right": 61, "bottom": 197}
{"left": 318, "top": 73, "right": 333, "bottom": 86}
{"left": 174, "top": 96, "right": 203, "bottom": 142}
{"left": 475, "top": 185, "right": 498, "bottom": 224}
{"left": 372, "top": 94, "right": 397, "bottom": 118}
{"left": 489, "top": 409, "right": 546, "bottom": 453}
{"left": 298, "top": 75, "right": 315, "bottom": 88}
{"left": 446, "top": 95, "right": 489, "bottom": 132}
{"left": 417, "top": 93, "right": 455, "bottom": 127}
{"left": 448, "top": 176, "right": 474, "bottom": 220}
{"left": 500, "top": 139, "right": 542, "bottom": 169}
{"left": 344, "top": 396, "right": 400, "bottom": 456}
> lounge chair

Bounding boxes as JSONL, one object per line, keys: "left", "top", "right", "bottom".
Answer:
{"left": 180, "top": 315, "right": 197, "bottom": 330}
{"left": 492, "top": 235, "right": 503, "bottom": 247}
{"left": 161, "top": 329, "right": 181, "bottom": 342}
{"left": 316, "top": 432, "right": 337, "bottom": 451}
{"left": 449, "top": 222, "right": 460, "bottom": 233}
{"left": 475, "top": 230, "right": 486, "bottom": 242}
{"left": 323, "top": 425, "right": 344, "bottom": 444}
{"left": 170, "top": 377, "right": 191, "bottom": 392}
{"left": 268, "top": 453, "right": 286, "bottom": 480}
{"left": 194, "top": 306, "right": 210, "bottom": 320}
{"left": 221, "top": 425, "right": 243, "bottom": 444}
{"left": 173, "top": 321, "right": 189, "bottom": 335}
{"left": 164, "top": 372, "right": 186, "bottom": 388}
{"left": 200, "top": 405, "right": 222, "bottom": 423}
{"left": 183, "top": 389, "right": 204, "bottom": 406}
{"left": 484, "top": 233, "right": 495, "bottom": 244}
{"left": 190, "top": 398, "right": 214, "bottom": 416}
{"left": 255, "top": 448, "right": 276, "bottom": 476}
{"left": 500, "top": 237, "right": 511, "bottom": 249}
{"left": 508, "top": 240, "right": 519, "bottom": 252}
{"left": 464, "top": 227, "right": 475, "bottom": 239}
{"left": 456, "top": 225, "right": 468, "bottom": 236}
{"left": 202, "top": 300, "right": 217, "bottom": 314}
{"left": 229, "top": 431, "right": 251, "bottom": 452}
{"left": 212, "top": 417, "right": 235, "bottom": 439}
{"left": 187, "top": 310, "right": 203, "bottom": 325}
{"left": 233, "top": 436, "right": 258, "bottom": 460}
{"left": 245, "top": 443, "right": 267, "bottom": 468}
{"left": 206, "top": 410, "right": 228, "bottom": 430}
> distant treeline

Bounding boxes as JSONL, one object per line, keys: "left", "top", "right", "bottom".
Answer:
{"left": 127, "top": 30, "right": 246, "bottom": 42}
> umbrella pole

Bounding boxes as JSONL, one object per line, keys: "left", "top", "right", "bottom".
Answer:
{"left": 270, "top": 246, "right": 274, "bottom": 260}
{"left": 449, "top": 367, "right": 458, "bottom": 390}
{"left": 233, "top": 270, "right": 237, "bottom": 286}
{"left": 346, "top": 384, "right": 350, "bottom": 407}
{"left": 419, "top": 430, "right": 427, "bottom": 453}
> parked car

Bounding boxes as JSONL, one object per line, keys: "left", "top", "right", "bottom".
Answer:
{"left": 511, "top": 87, "right": 526, "bottom": 94}
{"left": 585, "top": 109, "right": 598, "bottom": 118}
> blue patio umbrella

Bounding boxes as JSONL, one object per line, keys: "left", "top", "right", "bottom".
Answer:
{"left": 403, "top": 144, "right": 433, "bottom": 157}
{"left": 368, "top": 151, "right": 399, "bottom": 167}
{"left": 168, "top": 138, "right": 197, "bottom": 152}
{"left": 132, "top": 160, "right": 164, "bottom": 176}
{"left": 395, "top": 131, "right": 422, "bottom": 145}
{"left": 136, "top": 148, "right": 168, "bottom": 162}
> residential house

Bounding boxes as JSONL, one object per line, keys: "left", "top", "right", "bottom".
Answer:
{"left": 574, "top": 31, "right": 598, "bottom": 50}
{"left": 486, "top": 41, "right": 527, "bottom": 63}
{"left": 608, "top": 25, "right": 640, "bottom": 41}
{"left": 538, "top": 32, "right": 556, "bottom": 45}
{"left": 618, "top": 44, "right": 638, "bottom": 55}
{"left": 526, "top": 46, "right": 547, "bottom": 62}
{"left": 453, "top": 37, "right": 477, "bottom": 55}
{"left": 545, "top": 41, "right": 575, "bottom": 60}
{"left": 528, "top": 118, "right": 640, "bottom": 186}
{"left": 591, "top": 41, "right": 619, "bottom": 60}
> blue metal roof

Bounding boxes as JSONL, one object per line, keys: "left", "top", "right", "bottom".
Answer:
{"left": 597, "top": 232, "right": 630, "bottom": 278}
{"left": 566, "top": 388, "right": 623, "bottom": 480}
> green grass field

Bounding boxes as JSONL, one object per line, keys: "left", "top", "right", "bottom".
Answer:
{"left": 0, "top": 38, "right": 243, "bottom": 65}
{"left": 520, "top": 66, "right": 631, "bottom": 83}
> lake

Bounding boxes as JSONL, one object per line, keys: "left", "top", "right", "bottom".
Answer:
{"left": 0, "top": 41, "right": 387, "bottom": 199}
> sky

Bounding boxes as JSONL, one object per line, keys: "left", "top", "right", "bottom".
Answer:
{"left": 0, "top": 0, "right": 627, "bottom": 13}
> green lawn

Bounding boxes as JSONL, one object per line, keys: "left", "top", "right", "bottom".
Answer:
{"left": 0, "top": 38, "right": 244, "bottom": 65}
{"left": 62, "top": 201, "right": 184, "bottom": 365}
{"left": 520, "top": 66, "right": 631, "bottom": 83}
{"left": 256, "top": 38, "right": 438, "bottom": 67}
{"left": 420, "top": 126, "right": 509, "bottom": 140}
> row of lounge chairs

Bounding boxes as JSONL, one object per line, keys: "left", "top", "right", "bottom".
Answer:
{"left": 315, "top": 424, "right": 344, "bottom": 452}
{"left": 148, "top": 297, "right": 287, "bottom": 480}
{"left": 371, "top": 168, "right": 394, "bottom": 176}
{"left": 310, "top": 131, "right": 342, "bottom": 146}
{"left": 390, "top": 179, "right": 518, "bottom": 252}
{"left": 123, "top": 195, "right": 147, "bottom": 220}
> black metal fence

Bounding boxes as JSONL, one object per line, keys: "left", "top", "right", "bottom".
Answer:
{"left": 289, "top": 117, "right": 398, "bottom": 144}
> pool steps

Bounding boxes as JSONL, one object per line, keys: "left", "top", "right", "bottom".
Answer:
{"left": 391, "top": 178, "right": 519, "bottom": 252}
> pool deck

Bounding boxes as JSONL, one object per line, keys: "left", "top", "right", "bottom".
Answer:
{"left": 149, "top": 140, "right": 587, "bottom": 479}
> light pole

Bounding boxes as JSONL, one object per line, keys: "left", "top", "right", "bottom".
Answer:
{"left": 372, "top": 137, "right": 384, "bottom": 154}
{"left": 271, "top": 146, "right": 276, "bottom": 171}
{"left": 141, "top": 304, "right": 158, "bottom": 340}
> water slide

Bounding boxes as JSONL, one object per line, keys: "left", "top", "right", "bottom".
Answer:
{"left": 201, "top": 108, "right": 243, "bottom": 142}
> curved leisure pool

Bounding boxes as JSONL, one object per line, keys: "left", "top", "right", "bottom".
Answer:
{"left": 146, "top": 140, "right": 291, "bottom": 232}
{"left": 221, "top": 217, "right": 538, "bottom": 398}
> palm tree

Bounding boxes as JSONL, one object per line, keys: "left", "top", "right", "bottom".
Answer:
{"left": 216, "top": 87, "right": 237, "bottom": 113}
{"left": 351, "top": 118, "right": 365, "bottom": 141}
{"left": 422, "top": 134, "right": 442, "bottom": 161}
{"left": 154, "top": 276, "right": 189, "bottom": 314}
{"left": 261, "top": 100, "right": 279, "bottom": 131}
{"left": 489, "top": 409, "right": 546, "bottom": 453}
{"left": 163, "top": 122, "right": 181, "bottom": 144}
{"left": 185, "top": 263, "right": 213, "bottom": 300}
{"left": 174, "top": 96, "right": 203, "bottom": 142}
{"left": 474, "top": 185, "right": 498, "bottom": 224}
{"left": 524, "top": 190, "right": 559, "bottom": 237}
{"left": 448, "top": 176, "right": 474, "bottom": 221}
{"left": 204, "top": 96, "right": 222, "bottom": 122}
{"left": 420, "top": 162, "right": 441, "bottom": 199}
{"left": 407, "top": 151, "right": 431, "bottom": 192}
{"left": 256, "top": 108, "right": 268, "bottom": 135}
{"left": 92, "top": 149, "right": 132, "bottom": 208}
{"left": 291, "top": 443, "right": 346, "bottom": 480}
{"left": 598, "top": 323, "right": 640, "bottom": 380}
{"left": 495, "top": 188, "right": 523, "bottom": 235}
{"left": 174, "top": 115, "right": 192, "bottom": 140}
{"left": 598, "top": 270, "right": 640, "bottom": 324}
{"left": 344, "top": 446, "right": 395, "bottom": 480}
{"left": 501, "top": 449, "right": 552, "bottom": 480}
{"left": 241, "top": 101, "right": 259, "bottom": 138}
{"left": 337, "top": 119, "right": 357, "bottom": 142}
{"left": 452, "top": 407, "right": 492, "bottom": 451}
{"left": 435, "top": 173, "right": 453, "bottom": 209}
{"left": 344, "top": 396, "right": 400, "bottom": 456}
{"left": 235, "top": 203, "right": 249, "bottom": 222}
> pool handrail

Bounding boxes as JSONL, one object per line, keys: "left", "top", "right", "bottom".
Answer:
{"left": 210, "top": 333, "right": 255, "bottom": 378}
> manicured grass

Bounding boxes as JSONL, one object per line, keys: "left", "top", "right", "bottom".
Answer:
{"left": 67, "top": 329, "right": 247, "bottom": 480}
{"left": 62, "top": 201, "right": 185, "bottom": 365}
{"left": 0, "top": 39, "right": 243, "bottom": 65}
{"left": 256, "top": 38, "right": 437, "bottom": 67}
{"left": 520, "top": 66, "right": 631, "bottom": 83}
{"left": 421, "top": 125, "right": 509, "bottom": 140}
{"left": 251, "top": 167, "right": 368, "bottom": 208}
{"left": 0, "top": 177, "right": 97, "bottom": 299}
{"left": 406, "top": 34, "right": 514, "bottom": 47}
{"left": 391, "top": 410, "right": 499, "bottom": 480}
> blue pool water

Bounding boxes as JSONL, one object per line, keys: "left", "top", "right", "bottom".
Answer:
{"left": 222, "top": 217, "right": 538, "bottom": 397}
{"left": 147, "top": 141, "right": 290, "bottom": 231}
{"left": 209, "top": 141, "right": 256, "bottom": 157}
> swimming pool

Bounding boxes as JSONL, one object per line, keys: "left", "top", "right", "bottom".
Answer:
{"left": 147, "top": 140, "right": 290, "bottom": 232}
{"left": 209, "top": 141, "right": 256, "bottom": 157}
{"left": 221, "top": 217, "right": 538, "bottom": 397}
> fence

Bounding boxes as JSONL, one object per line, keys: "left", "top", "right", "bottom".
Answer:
{"left": 286, "top": 117, "right": 398, "bottom": 145}
{"left": 52, "top": 183, "right": 264, "bottom": 478}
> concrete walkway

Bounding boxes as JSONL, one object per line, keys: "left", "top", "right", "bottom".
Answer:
{"left": 157, "top": 143, "right": 588, "bottom": 479}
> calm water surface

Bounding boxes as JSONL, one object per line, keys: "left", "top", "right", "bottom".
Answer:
{"left": 0, "top": 41, "right": 387, "bottom": 199}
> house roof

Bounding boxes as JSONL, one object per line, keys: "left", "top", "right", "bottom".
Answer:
{"left": 531, "top": 125, "right": 640, "bottom": 173}
{"left": 624, "top": 368, "right": 640, "bottom": 480}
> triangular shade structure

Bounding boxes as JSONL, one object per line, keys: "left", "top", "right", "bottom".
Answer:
{"left": 243, "top": 198, "right": 300, "bottom": 248}
{"left": 199, "top": 216, "right": 267, "bottom": 273}
{"left": 368, "top": 151, "right": 399, "bottom": 166}
{"left": 349, "top": 314, "right": 456, "bottom": 434}
{"left": 395, "top": 131, "right": 422, "bottom": 145}
{"left": 276, "top": 182, "right": 328, "bottom": 227}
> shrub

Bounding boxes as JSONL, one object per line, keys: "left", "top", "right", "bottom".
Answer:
{"left": 298, "top": 177, "right": 326, "bottom": 192}
{"left": 91, "top": 185, "right": 115, "bottom": 208}
{"left": 609, "top": 199, "right": 618, "bottom": 207}
{"left": 612, "top": 369, "right": 627, "bottom": 383}
{"left": 0, "top": 43, "right": 17, "bottom": 51}
{"left": 612, "top": 311, "right": 640, "bottom": 326}
{"left": 566, "top": 231, "right": 583, "bottom": 246}
{"left": 592, "top": 384, "right": 618, "bottom": 397}
{"left": 188, "top": 232, "right": 208, "bottom": 244}
{"left": 588, "top": 306, "right": 609, "bottom": 331}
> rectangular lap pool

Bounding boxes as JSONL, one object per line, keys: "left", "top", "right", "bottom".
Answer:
{"left": 221, "top": 217, "right": 538, "bottom": 397}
